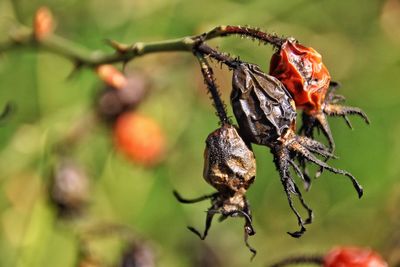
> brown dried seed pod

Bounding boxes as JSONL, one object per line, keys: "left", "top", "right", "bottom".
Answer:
{"left": 231, "top": 62, "right": 297, "bottom": 146}
{"left": 174, "top": 123, "right": 257, "bottom": 258}
{"left": 203, "top": 123, "right": 256, "bottom": 195}
{"left": 230, "top": 62, "right": 362, "bottom": 238}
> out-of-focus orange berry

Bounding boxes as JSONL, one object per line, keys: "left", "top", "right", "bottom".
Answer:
{"left": 324, "top": 247, "right": 388, "bottom": 267}
{"left": 96, "top": 65, "right": 128, "bottom": 90}
{"left": 34, "top": 7, "right": 55, "bottom": 40}
{"left": 113, "top": 112, "right": 166, "bottom": 167}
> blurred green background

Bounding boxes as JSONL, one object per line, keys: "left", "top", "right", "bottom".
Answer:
{"left": 0, "top": 0, "right": 400, "bottom": 266}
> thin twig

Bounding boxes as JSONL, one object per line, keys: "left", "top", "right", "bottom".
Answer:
{"left": 0, "top": 22, "right": 198, "bottom": 67}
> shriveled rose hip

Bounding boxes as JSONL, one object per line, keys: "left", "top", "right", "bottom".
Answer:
{"left": 269, "top": 38, "right": 331, "bottom": 112}
{"left": 269, "top": 38, "right": 369, "bottom": 151}
{"left": 113, "top": 112, "right": 165, "bottom": 167}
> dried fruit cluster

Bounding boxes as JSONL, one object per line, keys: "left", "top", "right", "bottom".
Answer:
{"left": 2, "top": 8, "right": 370, "bottom": 260}
{"left": 175, "top": 27, "right": 369, "bottom": 257}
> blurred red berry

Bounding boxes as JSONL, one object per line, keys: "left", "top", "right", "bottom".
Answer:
{"left": 34, "top": 7, "right": 55, "bottom": 40}
{"left": 324, "top": 247, "right": 388, "bottom": 267}
{"left": 96, "top": 65, "right": 128, "bottom": 90}
{"left": 269, "top": 39, "right": 331, "bottom": 112}
{"left": 113, "top": 112, "right": 166, "bottom": 167}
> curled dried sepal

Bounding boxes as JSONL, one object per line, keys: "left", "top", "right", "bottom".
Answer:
{"left": 34, "top": 7, "right": 55, "bottom": 40}
{"left": 96, "top": 64, "right": 128, "bottom": 90}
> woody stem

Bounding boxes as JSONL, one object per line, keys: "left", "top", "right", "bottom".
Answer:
{"left": 0, "top": 23, "right": 243, "bottom": 69}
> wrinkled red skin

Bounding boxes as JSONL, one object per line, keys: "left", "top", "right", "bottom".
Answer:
{"left": 324, "top": 247, "right": 388, "bottom": 267}
{"left": 269, "top": 39, "right": 331, "bottom": 113}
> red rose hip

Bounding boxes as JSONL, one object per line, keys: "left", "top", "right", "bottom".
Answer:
{"left": 269, "top": 38, "right": 369, "bottom": 151}
{"left": 324, "top": 247, "right": 388, "bottom": 267}
{"left": 270, "top": 39, "right": 331, "bottom": 112}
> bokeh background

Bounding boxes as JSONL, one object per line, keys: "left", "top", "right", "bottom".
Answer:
{"left": 0, "top": 0, "right": 400, "bottom": 266}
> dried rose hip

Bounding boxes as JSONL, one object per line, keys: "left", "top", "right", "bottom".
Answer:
{"left": 324, "top": 247, "right": 388, "bottom": 267}
{"left": 270, "top": 38, "right": 331, "bottom": 111}
{"left": 269, "top": 38, "right": 369, "bottom": 150}
{"left": 231, "top": 62, "right": 362, "bottom": 237}
{"left": 174, "top": 124, "right": 257, "bottom": 257}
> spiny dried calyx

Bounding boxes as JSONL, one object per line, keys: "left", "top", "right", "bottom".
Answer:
{"left": 230, "top": 62, "right": 363, "bottom": 237}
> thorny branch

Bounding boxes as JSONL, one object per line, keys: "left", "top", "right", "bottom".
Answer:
{"left": 0, "top": 22, "right": 281, "bottom": 70}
